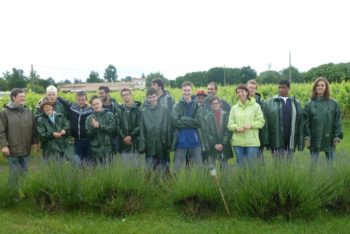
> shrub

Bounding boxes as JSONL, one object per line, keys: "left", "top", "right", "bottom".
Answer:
{"left": 0, "top": 168, "right": 18, "bottom": 208}
{"left": 23, "top": 160, "right": 83, "bottom": 212}
{"left": 224, "top": 157, "right": 339, "bottom": 220}
{"left": 80, "top": 160, "right": 160, "bottom": 216}
{"left": 167, "top": 167, "right": 224, "bottom": 217}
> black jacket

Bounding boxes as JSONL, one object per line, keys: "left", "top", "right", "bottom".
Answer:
{"left": 58, "top": 97, "right": 93, "bottom": 139}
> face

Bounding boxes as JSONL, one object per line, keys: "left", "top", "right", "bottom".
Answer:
{"left": 247, "top": 83, "right": 257, "bottom": 97}
{"left": 236, "top": 89, "right": 248, "bottom": 102}
{"left": 121, "top": 91, "right": 132, "bottom": 103}
{"left": 147, "top": 94, "right": 158, "bottom": 106}
{"left": 207, "top": 84, "right": 217, "bottom": 96}
{"left": 182, "top": 85, "right": 192, "bottom": 100}
{"left": 278, "top": 84, "right": 290, "bottom": 97}
{"left": 47, "top": 92, "right": 57, "bottom": 103}
{"left": 196, "top": 95, "right": 206, "bottom": 105}
{"left": 99, "top": 90, "right": 107, "bottom": 100}
{"left": 76, "top": 95, "right": 87, "bottom": 108}
{"left": 12, "top": 92, "right": 26, "bottom": 106}
{"left": 151, "top": 83, "right": 160, "bottom": 92}
{"left": 43, "top": 104, "right": 53, "bottom": 115}
{"left": 91, "top": 98, "right": 103, "bottom": 112}
{"left": 315, "top": 81, "right": 327, "bottom": 96}
{"left": 211, "top": 99, "right": 221, "bottom": 111}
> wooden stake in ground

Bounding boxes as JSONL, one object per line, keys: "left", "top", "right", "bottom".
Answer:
{"left": 209, "top": 165, "right": 231, "bottom": 216}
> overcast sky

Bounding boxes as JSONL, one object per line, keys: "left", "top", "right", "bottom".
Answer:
{"left": 0, "top": 0, "right": 349, "bottom": 82}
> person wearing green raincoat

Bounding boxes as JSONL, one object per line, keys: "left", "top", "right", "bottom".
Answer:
{"left": 115, "top": 88, "right": 141, "bottom": 167}
{"left": 139, "top": 88, "right": 173, "bottom": 174}
{"left": 36, "top": 101, "right": 74, "bottom": 161}
{"left": 304, "top": 77, "right": 343, "bottom": 163}
{"left": 263, "top": 80, "right": 304, "bottom": 159}
{"left": 35, "top": 85, "right": 68, "bottom": 119}
{"left": 202, "top": 96, "right": 233, "bottom": 169}
{"left": 85, "top": 96, "right": 117, "bottom": 165}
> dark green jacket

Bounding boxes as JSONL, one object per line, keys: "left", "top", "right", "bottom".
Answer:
{"left": 158, "top": 90, "right": 175, "bottom": 112}
{"left": 139, "top": 104, "right": 173, "bottom": 158}
{"left": 263, "top": 95, "right": 304, "bottom": 150}
{"left": 85, "top": 111, "right": 117, "bottom": 156}
{"left": 172, "top": 97, "right": 205, "bottom": 151}
{"left": 102, "top": 97, "right": 119, "bottom": 114}
{"left": 0, "top": 102, "right": 38, "bottom": 157}
{"left": 35, "top": 97, "right": 68, "bottom": 119}
{"left": 36, "top": 112, "right": 73, "bottom": 157}
{"left": 255, "top": 93, "right": 267, "bottom": 148}
{"left": 202, "top": 110, "right": 233, "bottom": 159}
{"left": 303, "top": 97, "right": 343, "bottom": 151}
{"left": 115, "top": 102, "right": 141, "bottom": 152}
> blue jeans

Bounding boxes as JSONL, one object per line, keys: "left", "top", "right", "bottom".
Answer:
{"left": 233, "top": 146, "right": 259, "bottom": 168}
{"left": 174, "top": 147, "right": 202, "bottom": 172}
{"left": 7, "top": 155, "right": 29, "bottom": 188}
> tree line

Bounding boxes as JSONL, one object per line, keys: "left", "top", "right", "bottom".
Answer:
{"left": 1, "top": 62, "right": 350, "bottom": 92}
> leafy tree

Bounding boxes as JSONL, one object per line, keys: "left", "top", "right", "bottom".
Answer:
{"left": 87, "top": 71, "right": 103, "bottom": 83}
{"left": 146, "top": 72, "right": 169, "bottom": 87}
{"left": 74, "top": 78, "right": 83, "bottom": 84}
{"left": 239, "top": 66, "right": 257, "bottom": 84}
{"left": 47, "top": 77, "right": 56, "bottom": 86}
{"left": 123, "top": 76, "right": 132, "bottom": 82}
{"left": 304, "top": 62, "right": 350, "bottom": 82}
{"left": 7, "top": 68, "right": 27, "bottom": 90}
{"left": 103, "top": 64, "right": 118, "bottom": 82}
{"left": 0, "top": 78, "right": 8, "bottom": 91}
{"left": 257, "top": 70, "right": 282, "bottom": 84}
{"left": 280, "top": 66, "right": 304, "bottom": 83}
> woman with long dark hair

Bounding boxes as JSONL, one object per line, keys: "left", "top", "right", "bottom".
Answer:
{"left": 304, "top": 77, "right": 343, "bottom": 163}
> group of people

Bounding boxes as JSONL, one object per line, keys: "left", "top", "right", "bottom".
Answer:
{"left": 0, "top": 77, "right": 344, "bottom": 185}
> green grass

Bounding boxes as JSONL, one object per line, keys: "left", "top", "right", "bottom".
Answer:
{"left": 1, "top": 205, "right": 350, "bottom": 234}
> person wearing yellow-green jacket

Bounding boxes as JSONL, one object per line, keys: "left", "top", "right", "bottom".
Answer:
{"left": 227, "top": 84, "right": 265, "bottom": 167}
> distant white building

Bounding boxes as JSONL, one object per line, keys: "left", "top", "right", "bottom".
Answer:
{"left": 59, "top": 77, "right": 146, "bottom": 92}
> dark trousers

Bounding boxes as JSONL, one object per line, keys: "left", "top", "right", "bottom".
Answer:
{"left": 74, "top": 139, "right": 90, "bottom": 163}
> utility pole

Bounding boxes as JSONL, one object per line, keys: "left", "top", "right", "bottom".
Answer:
{"left": 289, "top": 51, "right": 292, "bottom": 83}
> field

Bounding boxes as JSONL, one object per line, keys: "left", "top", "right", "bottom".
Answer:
{"left": 0, "top": 84, "right": 350, "bottom": 233}
{"left": 1, "top": 82, "right": 350, "bottom": 115}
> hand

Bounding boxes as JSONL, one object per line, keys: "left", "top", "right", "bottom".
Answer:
{"left": 304, "top": 139, "right": 310, "bottom": 147}
{"left": 91, "top": 118, "right": 100, "bottom": 128}
{"left": 33, "top": 144, "right": 39, "bottom": 152}
{"left": 244, "top": 124, "right": 252, "bottom": 130}
{"left": 1, "top": 146, "right": 10, "bottom": 156}
{"left": 53, "top": 132, "right": 61, "bottom": 138}
{"left": 215, "top": 144, "right": 223, "bottom": 152}
{"left": 123, "top": 136, "right": 132, "bottom": 145}
{"left": 236, "top": 127, "right": 245, "bottom": 133}
{"left": 334, "top": 140, "right": 340, "bottom": 147}
{"left": 60, "top": 129, "right": 66, "bottom": 136}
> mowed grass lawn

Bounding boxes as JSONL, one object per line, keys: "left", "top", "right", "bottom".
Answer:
{"left": 0, "top": 120, "right": 349, "bottom": 234}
